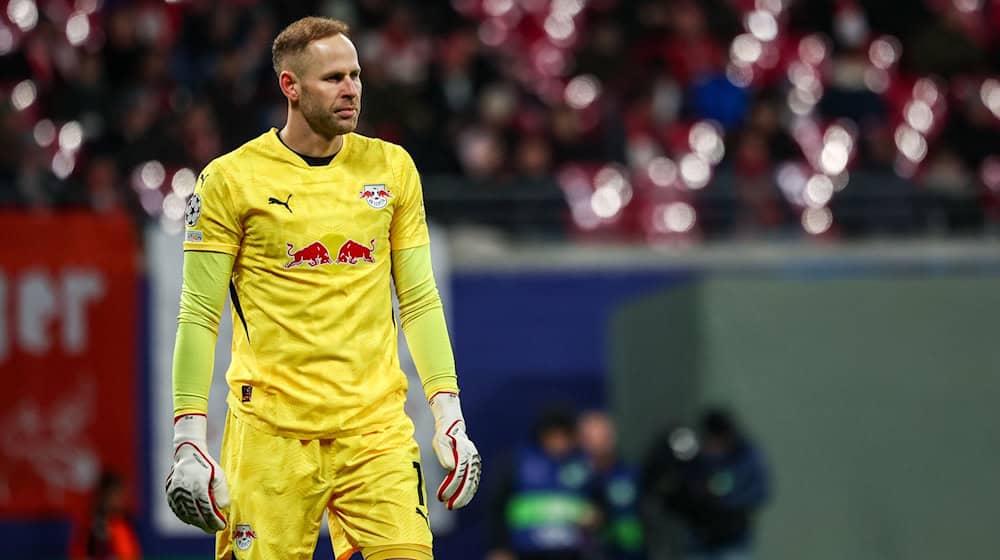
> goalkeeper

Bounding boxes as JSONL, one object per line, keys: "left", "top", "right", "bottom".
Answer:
{"left": 165, "top": 16, "right": 480, "bottom": 560}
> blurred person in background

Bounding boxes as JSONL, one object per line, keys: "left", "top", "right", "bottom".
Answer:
{"left": 69, "top": 472, "right": 141, "bottom": 560}
{"left": 488, "top": 406, "right": 599, "bottom": 560}
{"left": 578, "top": 410, "right": 645, "bottom": 560}
{"left": 661, "top": 409, "right": 770, "bottom": 560}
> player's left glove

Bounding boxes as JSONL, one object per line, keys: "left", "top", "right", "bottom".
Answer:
{"left": 430, "top": 391, "right": 482, "bottom": 510}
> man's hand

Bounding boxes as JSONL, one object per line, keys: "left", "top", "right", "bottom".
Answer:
{"left": 430, "top": 392, "right": 481, "bottom": 510}
{"left": 165, "top": 414, "right": 230, "bottom": 533}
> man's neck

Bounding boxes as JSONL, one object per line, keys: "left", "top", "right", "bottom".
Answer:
{"left": 279, "top": 116, "right": 344, "bottom": 158}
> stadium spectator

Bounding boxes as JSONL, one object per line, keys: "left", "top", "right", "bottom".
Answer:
{"left": 69, "top": 471, "right": 141, "bottom": 560}
{"left": 487, "top": 406, "right": 600, "bottom": 560}
{"left": 578, "top": 410, "right": 646, "bottom": 560}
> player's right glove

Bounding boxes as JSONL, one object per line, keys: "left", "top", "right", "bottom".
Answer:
{"left": 430, "top": 391, "right": 482, "bottom": 510}
{"left": 165, "top": 414, "right": 230, "bottom": 533}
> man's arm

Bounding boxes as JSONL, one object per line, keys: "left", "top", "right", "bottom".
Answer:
{"left": 392, "top": 244, "right": 481, "bottom": 509}
{"left": 391, "top": 245, "right": 458, "bottom": 399}
{"left": 173, "top": 250, "right": 235, "bottom": 415}
{"left": 166, "top": 249, "right": 234, "bottom": 533}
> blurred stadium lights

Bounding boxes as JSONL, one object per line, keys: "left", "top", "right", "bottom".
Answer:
{"left": 477, "top": 20, "right": 506, "bottom": 47}
{"left": 483, "top": 0, "right": 514, "bottom": 17}
{"left": 565, "top": 75, "right": 600, "bottom": 109}
{"left": 660, "top": 202, "right": 697, "bottom": 234}
{"left": 75, "top": 0, "right": 101, "bottom": 15}
{"left": 590, "top": 186, "right": 623, "bottom": 219}
{"left": 868, "top": 35, "right": 901, "bottom": 70}
{"left": 953, "top": 0, "right": 982, "bottom": 12}
{"left": 981, "top": 78, "right": 1000, "bottom": 119}
{"left": 594, "top": 165, "right": 632, "bottom": 204}
{"left": 51, "top": 151, "right": 74, "bottom": 180}
{"left": 544, "top": 13, "right": 575, "bottom": 44}
{"left": 904, "top": 100, "right": 934, "bottom": 133}
{"left": 8, "top": 0, "right": 39, "bottom": 32}
{"left": 171, "top": 169, "right": 197, "bottom": 198}
{"left": 140, "top": 187, "right": 163, "bottom": 216}
{"left": 551, "top": 0, "right": 585, "bottom": 18}
{"left": 0, "top": 25, "right": 13, "bottom": 55}
{"left": 746, "top": 10, "right": 778, "bottom": 42}
{"left": 648, "top": 157, "right": 678, "bottom": 188}
{"left": 162, "top": 193, "right": 186, "bottom": 222}
{"left": 731, "top": 34, "right": 762, "bottom": 66}
{"left": 679, "top": 153, "right": 711, "bottom": 190}
{"left": 776, "top": 162, "right": 808, "bottom": 206}
{"left": 801, "top": 206, "right": 833, "bottom": 235}
{"left": 11, "top": 79, "right": 36, "bottom": 111}
{"left": 65, "top": 11, "right": 90, "bottom": 46}
{"left": 669, "top": 427, "right": 699, "bottom": 461}
{"left": 135, "top": 161, "right": 166, "bottom": 191}
{"left": 798, "top": 34, "right": 828, "bottom": 66}
{"left": 726, "top": 63, "right": 754, "bottom": 88}
{"left": 804, "top": 174, "right": 834, "bottom": 208}
{"left": 982, "top": 157, "right": 1000, "bottom": 193}
{"left": 33, "top": 119, "right": 56, "bottom": 147}
{"left": 689, "top": 121, "right": 725, "bottom": 164}
{"left": 58, "top": 121, "right": 84, "bottom": 152}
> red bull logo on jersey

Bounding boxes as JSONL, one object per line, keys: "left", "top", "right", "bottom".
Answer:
{"left": 336, "top": 238, "right": 376, "bottom": 264}
{"left": 285, "top": 241, "right": 333, "bottom": 268}
{"left": 233, "top": 524, "right": 256, "bottom": 551}
{"left": 284, "top": 239, "right": 375, "bottom": 268}
{"left": 360, "top": 184, "right": 392, "bottom": 209}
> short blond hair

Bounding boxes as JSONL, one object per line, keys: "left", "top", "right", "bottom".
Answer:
{"left": 272, "top": 16, "right": 351, "bottom": 75}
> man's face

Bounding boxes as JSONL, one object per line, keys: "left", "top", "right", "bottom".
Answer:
{"left": 293, "top": 33, "right": 362, "bottom": 138}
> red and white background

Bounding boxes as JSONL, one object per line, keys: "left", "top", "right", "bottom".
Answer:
{"left": 0, "top": 213, "right": 138, "bottom": 519}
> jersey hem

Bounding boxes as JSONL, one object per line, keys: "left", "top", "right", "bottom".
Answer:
{"left": 225, "top": 395, "right": 410, "bottom": 440}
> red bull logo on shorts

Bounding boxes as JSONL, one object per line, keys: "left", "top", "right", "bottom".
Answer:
{"left": 284, "top": 239, "right": 375, "bottom": 268}
{"left": 233, "top": 523, "right": 256, "bottom": 551}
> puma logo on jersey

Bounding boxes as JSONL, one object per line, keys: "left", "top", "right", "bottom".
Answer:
{"left": 268, "top": 194, "right": 293, "bottom": 213}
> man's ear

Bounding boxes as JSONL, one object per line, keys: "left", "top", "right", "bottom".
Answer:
{"left": 279, "top": 70, "right": 299, "bottom": 101}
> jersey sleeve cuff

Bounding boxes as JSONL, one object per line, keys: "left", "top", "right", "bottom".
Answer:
{"left": 389, "top": 236, "right": 431, "bottom": 251}
{"left": 183, "top": 241, "right": 240, "bottom": 255}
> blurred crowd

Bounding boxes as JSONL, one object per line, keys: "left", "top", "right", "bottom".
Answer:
{"left": 487, "top": 406, "right": 769, "bottom": 560}
{"left": 1, "top": 0, "right": 999, "bottom": 240}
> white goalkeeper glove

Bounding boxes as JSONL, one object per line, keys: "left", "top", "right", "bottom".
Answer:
{"left": 165, "top": 414, "right": 230, "bottom": 533}
{"left": 430, "top": 392, "right": 482, "bottom": 510}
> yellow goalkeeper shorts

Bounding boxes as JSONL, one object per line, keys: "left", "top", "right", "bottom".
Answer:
{"left": 214, "top": 409, "right": 433, "bottom": 560}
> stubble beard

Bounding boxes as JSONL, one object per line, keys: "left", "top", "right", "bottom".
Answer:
{"left": 301, "top": 95, "right": 358, "bottom": 139}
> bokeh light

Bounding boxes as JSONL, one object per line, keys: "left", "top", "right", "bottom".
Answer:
{"left": 0, "top": 25, "right": 13, "bottom": 55}
{"left": 894, "top": 125, "right": 928, "bottom": 163}
{"left": 731, "top": 34, "right": 762, "bottom": 65}
{"left": 679, "top": 154, "right": 711, "bottom": 189}
{"left": 689, "top": 121, "right": 725, "bottom": 164}
{"left": 804, "top": 175, "right": 834, "bottom": 208}
{"left": 746, "top": 10, "right": 778, "bottom": 42}
{"left": 66, "top": 12, "right": 90, "bottom": 46}
{"left": 980, "top": 79, "right": 1000, "bottom": 119}
{"left": 138, "top": 161, "right": 166, "bottom": 190}
{"left": 565, "top": 75, "right": 600, "bottom": 109}
{"left": 868, "top": 36, "right": 900, "bottom": 69}
{"left": 8, "top": 0, "right": 39, "bottom": 32}
{"left": 660, "top": 202, "right": 697, "bottom": 233}
{"left": 33, "top": 119, "right": 56, "bottom": 147}
{"left": 171, "top": 169, "right": 197, "bottom": 197}
{"left": 52, "top": 151, "right": 75, "bottom": 180}
{"left": 11, "top": 80, "right": 37, "bottom": 111}
{"left": 58, "top": 121, "right": 84, "bottom": 152}
{"left": 802, "top": 207, "right": 833, "bottom": 234}
{"left": 648, "top": 157, "right": 678, "bottom": 188}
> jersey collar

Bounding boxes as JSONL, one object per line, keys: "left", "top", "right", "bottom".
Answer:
{"left": 267, "top": 127, "right": 352, "bottom": 169}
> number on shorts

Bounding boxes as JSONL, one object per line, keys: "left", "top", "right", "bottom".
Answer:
{"left": 412, "top": 461, "right": 424, "bottom": 506}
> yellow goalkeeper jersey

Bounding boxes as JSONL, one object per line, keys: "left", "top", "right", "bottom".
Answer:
{"left": 183, "top": 129, "right": 430, "bottom": 439}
